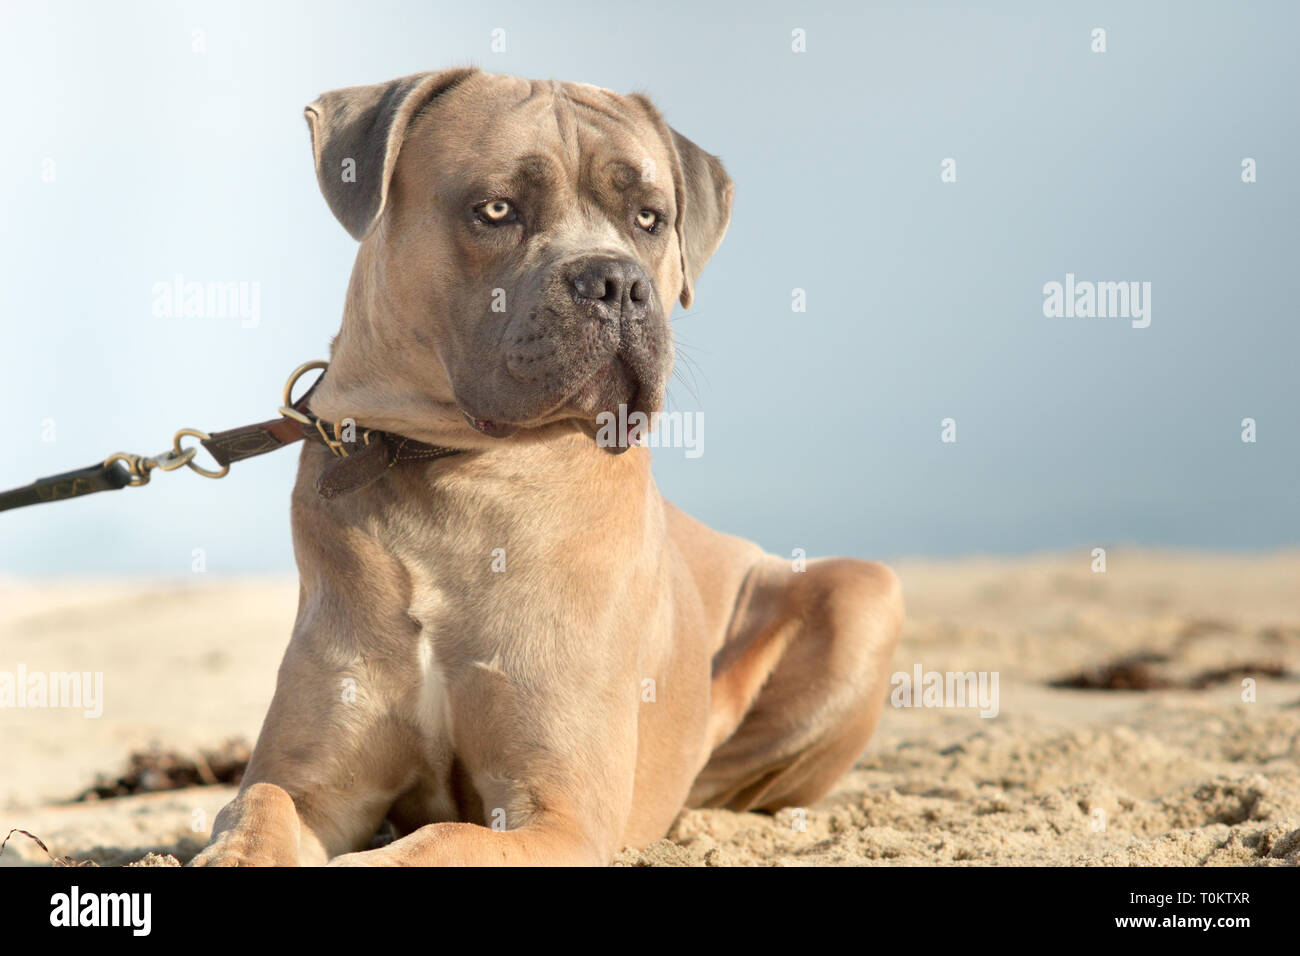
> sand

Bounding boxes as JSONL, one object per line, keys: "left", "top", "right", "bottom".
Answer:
{"left": 1, "top": 550, "right": 1297, "bottom": 867}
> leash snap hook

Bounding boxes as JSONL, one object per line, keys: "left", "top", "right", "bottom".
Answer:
{"left": 102, "top": 452, "right": 153, "bottom": 487}
{"left": 102, "top": 441, "right": 200, "bottom": 488}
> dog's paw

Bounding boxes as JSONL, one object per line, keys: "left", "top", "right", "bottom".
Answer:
{"left": 326, "top": 848, "right": 395, "bottom": 867}
{"left": 188, "top": 834, "right": 298, "bottom": 867}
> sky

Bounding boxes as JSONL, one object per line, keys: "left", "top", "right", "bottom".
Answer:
{"left": 0, "top": 0, "right": 1296, "bottom": 574}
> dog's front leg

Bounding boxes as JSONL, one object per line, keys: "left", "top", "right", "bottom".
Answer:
{"left": 190, "top": 624, "right": 406, "bottom": 867}
{"left": 327, "top": 647, "right": 641, "bottom": 867}
{"left": 189, "top": 781, "right": 321, "bottom": 867}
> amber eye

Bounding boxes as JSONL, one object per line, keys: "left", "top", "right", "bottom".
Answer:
{"left": 635, "top": 209, "right": 659, "bottom": 231}
{"left": 477, "top": 200, "right": 517, "bottom": 224}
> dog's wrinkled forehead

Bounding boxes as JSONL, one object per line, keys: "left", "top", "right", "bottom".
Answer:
{"left": 406, "top": 76, "right": 671, "bottom": 206}
{"left": 427, "top": 74, "right": 640, "bottom": 137}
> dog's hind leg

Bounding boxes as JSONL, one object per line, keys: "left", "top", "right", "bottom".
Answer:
{"left": 688, "top": 556, "right": 903, "bottom": 812}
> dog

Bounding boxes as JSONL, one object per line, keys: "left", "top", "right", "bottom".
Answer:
{"left": 190, "top": 68, "right": 903, "bottom": 866}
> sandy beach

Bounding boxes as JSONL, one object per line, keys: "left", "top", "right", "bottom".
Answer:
{"left": 1, "top": 550, "right": 1297, "bottom": 867}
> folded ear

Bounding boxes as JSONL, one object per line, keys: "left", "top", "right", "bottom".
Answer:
{"left": 666, "top": 128, "right": 735, "bottom": 309}
{"left": 304, "top": 68, "right": 477, "bottom": 241}
{"left": 627, "top": 95, "right": 734, "bottom": 309}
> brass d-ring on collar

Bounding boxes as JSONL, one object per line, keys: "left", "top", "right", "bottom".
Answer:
{"left": 279, "top": 361, "right": 327, "bottom": 427}
{"left": 280, "top": 360, "right": 329, "bottom": 418}
{"left": 276, "top": 360, "right": 370, "bottom": 459}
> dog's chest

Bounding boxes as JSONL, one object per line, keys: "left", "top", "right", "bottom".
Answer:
{"left": 387, "top": 630, "right": 465, "bottom": 826}
{"left": 413, "top": 630, "right": 452, "bottom": 744}
{"left": 394, "top": 571, "right": 501, "bottom": 827}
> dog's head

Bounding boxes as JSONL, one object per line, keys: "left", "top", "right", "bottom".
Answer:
{"left": 304, "top": 68, "right": 732, "bottom": 451}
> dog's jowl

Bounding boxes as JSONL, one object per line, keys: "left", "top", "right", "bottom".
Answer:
{"left": 190, "top": 69, "right": 903, "bottom": 867}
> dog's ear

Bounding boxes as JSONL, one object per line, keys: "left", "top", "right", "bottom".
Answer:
{"left": 304, "top": 68, "right": 477, "bottom": 241}
{"left": 628, "top": 95, "right": 733, "bottom": 309}
{"left": 666, "top": 129, "right": 734, "bottom": 309}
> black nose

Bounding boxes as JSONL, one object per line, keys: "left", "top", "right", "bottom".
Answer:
{"left": 567, "top": 256, "right": 652, "bottom": 323}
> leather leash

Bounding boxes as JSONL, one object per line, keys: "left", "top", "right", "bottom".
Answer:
{"left": 0, "top": 361, "right": 461, "bottom": 514}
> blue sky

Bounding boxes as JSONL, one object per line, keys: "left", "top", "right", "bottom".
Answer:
{"left": 1, "top": 0, "right": 1296, "bottom": 573}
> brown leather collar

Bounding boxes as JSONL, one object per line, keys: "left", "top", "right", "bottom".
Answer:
{"left": 200, "top": 378, "right": 461, "bottom": 499}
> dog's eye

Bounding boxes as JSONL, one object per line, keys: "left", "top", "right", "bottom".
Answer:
{"left": 635, "top": 209, "right": 659, "bottom": 232}
{"left": 477, "top": 200, "right": 517, "bottom": 224}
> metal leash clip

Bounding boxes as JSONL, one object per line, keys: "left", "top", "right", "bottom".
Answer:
{"left": 101, "top": 420, "right": 236, "bottom": 485}
{"left": 99, "top": 360, "right": 330, "bottom": 487}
